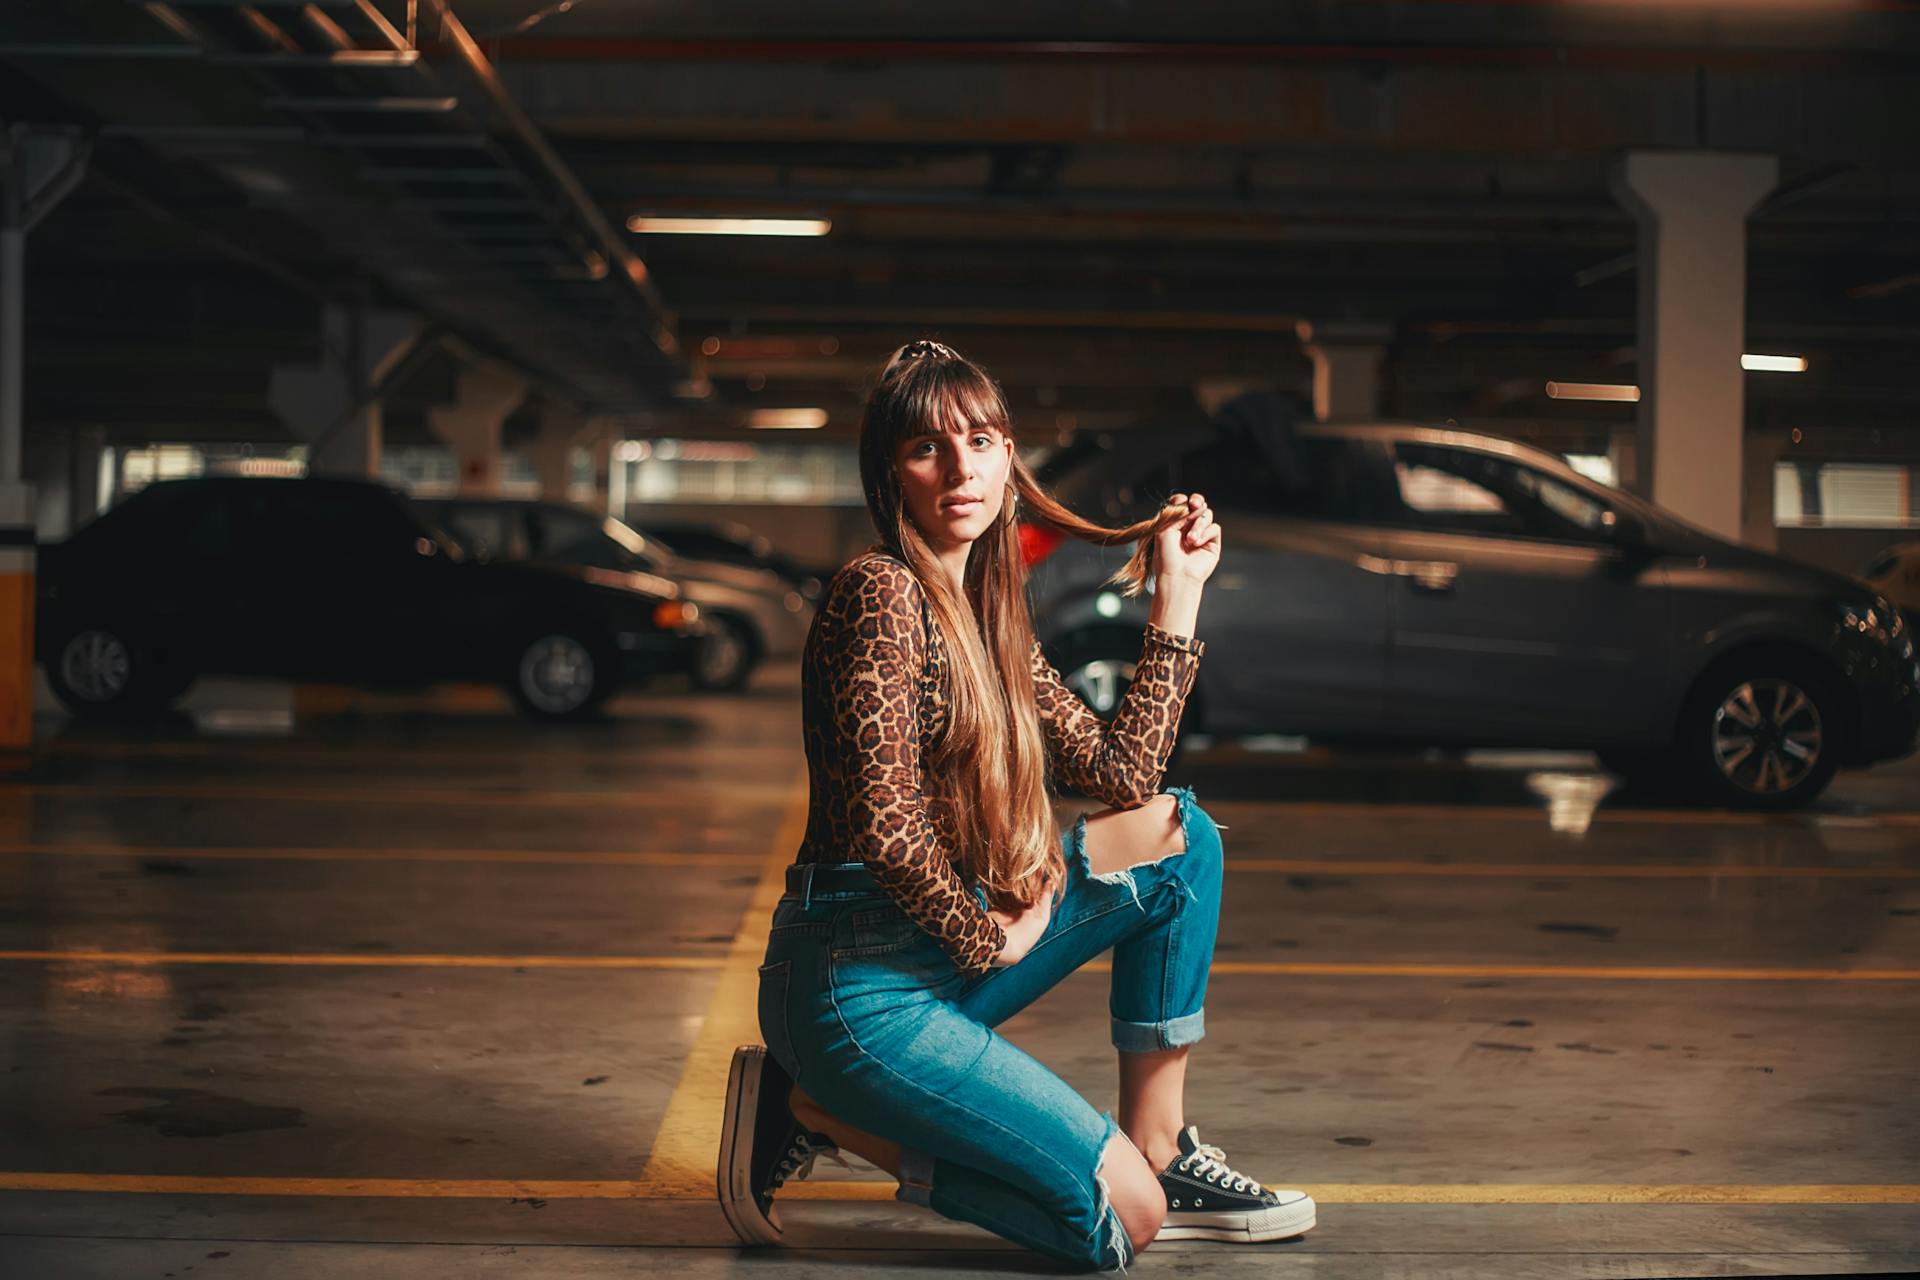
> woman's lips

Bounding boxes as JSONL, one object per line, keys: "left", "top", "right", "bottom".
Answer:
{"left": 941, "top": 498, "right": 982, "bottom": 514}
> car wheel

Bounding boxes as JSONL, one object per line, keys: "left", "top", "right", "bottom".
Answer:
{"left": 690, "top": 615, "right": 758, "bottom": 692}
{"left": 45, "top": 624, "right": 174, "bottom": 717}
{"left": 1678, "top": 657, "right": 1843, "bottom": 810}
{"left": 508, "top": 630, "right": 615, "bottom": 722}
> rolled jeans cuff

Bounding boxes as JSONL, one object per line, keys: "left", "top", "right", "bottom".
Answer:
{"left": 895, "top": 1146, "right": 936, "bottom": 1207}
{"left": 1111, "top": 1008, "right": 1205, "bottom": 1052}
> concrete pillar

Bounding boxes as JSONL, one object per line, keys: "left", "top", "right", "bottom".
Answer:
{"left": 1293, "top": 320, "right": 1390, "bottom": 422}
{"left": 1613, "top": 150, "right": 1777, "bottom": 544}
{"left": 428, "top": 364, "right": 527, "bottom": 496}
{"left": 25, "top": 424, "right": 105, "bottom": 541}
{"left": 1742, "top": 427, "right": 1786, "bottom": 552}
{"left": 69, "top": 426, "right": 106, "bottom": 530}
{"left": 531, "top": 404, "right": 586, "bottom": 502}
{"left": 585, "top": 425, "right": 614, "bottom": 513}
{"left": 1607, "top": 426, "right": 1639, "bottom": 494}
{"left": 270, "top": 305, "right": 421, "bottom": 478}
{"left": 2, "top": 128, "right": 89, "bottom": 751}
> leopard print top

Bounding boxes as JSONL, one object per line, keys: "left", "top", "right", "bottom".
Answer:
{"left": 796, "top": 549, "right": 1205, "bottom": 975}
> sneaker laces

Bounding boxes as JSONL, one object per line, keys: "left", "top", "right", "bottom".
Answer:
{"left": 771, "top": 1131, "right": 847, "bottom": 1191}
{"left": 1176, "top": 1140, "right": 1264, "bottom": 1196}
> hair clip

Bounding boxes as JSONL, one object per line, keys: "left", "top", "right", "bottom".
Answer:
{"left": 901, "top": 339, "right": 956, "bottom": 360}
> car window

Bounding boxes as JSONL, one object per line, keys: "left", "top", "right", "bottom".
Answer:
{"left": 1390, "top": 443, "right": 1611, "bottom": 543}
{"left": 439, "top": 505, "right": 527, "bottom": 561}
{"left": 1129, "top": 436, "right": 1374, "bottom": 522}
{"left": 251, "top": 487, "right": 423, "bottom": 566}
{"left": 119, "top": 485, "right": 237, "bottom": 559}
{"left": 528, "top": 507, "right": 608, "bottom": 560}
{"left": 173, "top": 489, "right": 240, "bottom": 559}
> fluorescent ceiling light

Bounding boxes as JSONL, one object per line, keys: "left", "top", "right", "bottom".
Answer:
{"left": 749, "top": 408, "right": 828, "bottom": 430}
{"left": 1742, "top": 353, "right": 1808, "bottom": 373}
{"left": 627, "top": 216, "right": 831, "bottom": 237}
{"left": 1546, "top": 381, "right": 1641, "bottom": 402}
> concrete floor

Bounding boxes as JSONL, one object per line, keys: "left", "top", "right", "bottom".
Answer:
{"left": 3, "top": 665, "right": 1918, "bottom": 1278}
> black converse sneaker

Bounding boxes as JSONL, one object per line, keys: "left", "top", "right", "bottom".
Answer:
{"left": 1155, "top": 1125, "right": 1316, "bottom": 1242}
{"left": 717, "top": 1044, "right": 840, "bottom": 1245}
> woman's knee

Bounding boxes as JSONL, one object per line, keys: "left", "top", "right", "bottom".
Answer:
{"left": 1096, "top": 1133, "right": 1167, "bottom": 1262}
{"left": 1082, "top": 793, "right": 1185, "bottom": 878}
{"left": 1167, "top": 789, "right": 1223, "bottom": 890}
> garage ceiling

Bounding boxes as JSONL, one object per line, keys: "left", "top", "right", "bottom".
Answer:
{"left": 5, "top": 0, "right": 1919, "bottom": 447}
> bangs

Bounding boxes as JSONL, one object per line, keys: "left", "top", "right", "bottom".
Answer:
{"left": 884, "top": 359, "right": 1010, "bottom": 442}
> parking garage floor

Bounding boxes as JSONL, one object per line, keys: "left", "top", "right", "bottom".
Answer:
{"left": 3, "top": 667, "right": 1917, "bottom": 1279}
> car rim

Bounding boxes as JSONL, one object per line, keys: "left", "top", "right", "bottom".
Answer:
{"left": 1711, "top": 678, "right": 1823, "bottom": 795}
{"left": 61, "top": 630, "right": 132, "bottom": 703}
{"left": 520, "top": 635, "right": 596, "bottom": 714}
{"left": 700, "top": 623, "right": 747, "bottom": 683}
{"left": 1065, "top": 658, "right": 1137, "bottom": 717}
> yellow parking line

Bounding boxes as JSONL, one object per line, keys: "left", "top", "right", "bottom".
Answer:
{"left": 640, "top": 776, "right": 812, "bottom": 1197}
{"left": 1228, "top": 859, "right": 1920, "bottom": 878}
{"left": 4, "top": 952, "right": 1917, "bottom": 982}
{"left": 1203, "top": 961, "right": 1920, "bottom": 980}
{"left": 0, "top": 782, "right": 794, "bottom": 808}
{"left": 0, "top": 951, "right": 725, "bottom": 969}
{"left": 1214, "top": 802, "right": 1920, "bottom": 827}
{"left": 9, "top": 780, "right": 1915, "bottom": 827}
{"left": 0, "top": 1172, "right": 1912, "bottom": 1205}
{"left": 0, "top": 844, "right": 763, "bottom": 867}
{"left": 4, "top": 843, "right": 1915, "bottom": 879}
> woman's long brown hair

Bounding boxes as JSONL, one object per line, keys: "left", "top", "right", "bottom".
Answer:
{"left": 857, "top": 339, "right": 1192, "bottom": 908}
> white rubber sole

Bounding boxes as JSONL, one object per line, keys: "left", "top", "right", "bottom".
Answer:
{"left": 1156, "top": 1192, "right": 1317, "bottom": 1242}
{"left": 716, "top": 1044, "right": 782, "bottom": 1246}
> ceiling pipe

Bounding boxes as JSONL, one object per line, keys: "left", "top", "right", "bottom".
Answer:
{"left": 413, "top": 0, "right": 679, "bottom": 359}
{"left": 486, "top": 37, "right": 1917, "bottom": 72}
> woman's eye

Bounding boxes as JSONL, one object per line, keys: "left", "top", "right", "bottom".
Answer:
{"left": 971, "top": 434, "right": 994, "bottom": 448}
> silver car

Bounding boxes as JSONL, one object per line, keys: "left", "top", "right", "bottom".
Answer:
{"left": 421, "top": 499, "right": 812, "bottom": 691}
{"left": 1026, "top": 421, "right": 1919, "bottom": 809}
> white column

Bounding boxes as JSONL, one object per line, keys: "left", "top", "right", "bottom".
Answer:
{"left": 428, "top": 364, "right": 527, "bottom": 496}
{"left": 1294, "top": 320, "right": 1390, "bottom": 422}
{"left": 1614, "top": 150, "right": 1777, "bottom": 543}
{"left": 585, "top": 423, "right": 614, "bottom": 513}
{"left": 531, "top": 404, "right": 586, "bottom": 502}
{"left": 269, "top": 305, "right": 421, "bottom": 478}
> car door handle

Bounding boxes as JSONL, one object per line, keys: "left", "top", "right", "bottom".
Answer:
{"left": 1399, "top": 560, "right": 1459, "bottom": 593}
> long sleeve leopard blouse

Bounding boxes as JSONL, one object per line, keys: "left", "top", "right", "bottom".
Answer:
{"left": 795, "top": 550, "right": 1206, "bottom": 976}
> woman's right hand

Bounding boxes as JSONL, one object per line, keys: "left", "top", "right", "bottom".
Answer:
{"left": 988, "top": 878, "right": 1056, "bottom": 968}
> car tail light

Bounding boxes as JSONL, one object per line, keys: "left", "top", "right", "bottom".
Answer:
{"left": 655, "top": 600, "right": 697, "bottom": 629}
{"left": 1018, "top": 522, "right": 1066, "bottom": 568}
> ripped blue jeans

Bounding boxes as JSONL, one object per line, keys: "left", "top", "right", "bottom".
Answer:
{"left": 755, "top": 787, "right": 1224, "bottom": 1272}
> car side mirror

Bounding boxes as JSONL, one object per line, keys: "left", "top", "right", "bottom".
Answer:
{"left": 1603, "top": 510, "right": 1652, "bottom": 552}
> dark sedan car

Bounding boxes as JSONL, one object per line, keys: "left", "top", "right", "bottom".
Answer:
{"left": 37, "top": 477, "right": 704, "bottom": 721}
{"left": 639, "top": 520, "right": 833, "bottom": 603}
{"left": 1026, "top": 420, "right": 1919, "bottom": 809}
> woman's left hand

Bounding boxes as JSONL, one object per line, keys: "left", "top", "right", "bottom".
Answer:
{"left": 1156, "top": 491, "right": 1222, "bottom": 586}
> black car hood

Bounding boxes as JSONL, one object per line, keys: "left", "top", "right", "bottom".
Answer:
{"left": 1653, "top": 519, "right": 1872, "bottom": 599}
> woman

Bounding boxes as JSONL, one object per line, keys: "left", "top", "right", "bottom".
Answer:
{"left": 717, "top": 339, "right": 1316, "bottom": 1270}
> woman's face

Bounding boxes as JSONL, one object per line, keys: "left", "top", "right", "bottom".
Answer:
{"left": 894, "top": 421, "right": 1015, "bottom": 552}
